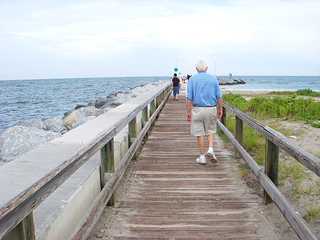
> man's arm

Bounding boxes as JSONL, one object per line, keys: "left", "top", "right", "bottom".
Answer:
{"left": 186, "top": 98, "right": 193, "bottom": 122}
{"left": 217, "top": 97, "right": 223, "bottom": 119}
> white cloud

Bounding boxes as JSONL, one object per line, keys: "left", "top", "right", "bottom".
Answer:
{"left": 0, "top": 0, "right": 319, "bottom": 79}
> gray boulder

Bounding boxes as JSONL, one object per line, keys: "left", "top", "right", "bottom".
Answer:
{"left": 96, "top": 108, "right": 111, "bottom": 117}
{"left": 72, "top": 116, "right": 96, "bottom": 129}
{"left": 14, "top": 120, "right": 47, "bottom": 130}
{"left": 0, "top": 126, "right": 61, "bottom": 162}
{"left": 95, "top": 97, "right": 109, "bottom": 108}
{"left": 76, "top": 106, "right": 96, "bottom": 117}
{"left": 63, "top": 106, "right": 96, "bottom": 129}
{"left": 111, "top": 92, "right": 134, "bottom": 106}
{"left": 43, "top": 117, "right": 67, "bottom": 133}
{"left": 100, "top": 100, "right": 118, "bottom": 109}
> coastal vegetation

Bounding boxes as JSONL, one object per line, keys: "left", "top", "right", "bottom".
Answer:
{"left": 218, "top": 89, "right": 320, "bottom": 222}
{"left": 269, "top": 88, "right": 320, "bottom": 97}
{"left": 223, "top": 89, "right": 320, "bottom": 128}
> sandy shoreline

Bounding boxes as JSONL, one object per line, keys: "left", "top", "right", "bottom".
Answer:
{"left": 220, "top": 88, "right": 320, "bottom": 94}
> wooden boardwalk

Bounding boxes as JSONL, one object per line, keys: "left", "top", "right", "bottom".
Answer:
{"left": 89, "top": 95, "right": 266, "bottom": 239}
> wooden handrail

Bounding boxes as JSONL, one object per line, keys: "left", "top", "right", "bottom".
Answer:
{"left": 70, "top": 88, "right": 172, "bottom": 240}
{"left": 0, "top": 82, "right": 171, "bottom": 239}
{"left": 222, "top": 101, "right": 320, "bottom": 177}
{"left": 219, "top": 101, "right": 320, "bottom": 239}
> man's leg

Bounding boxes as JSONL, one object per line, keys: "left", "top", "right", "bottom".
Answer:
{"left": 207, "top": 133, "right": 215, "bottom": 148}
{"left": 196, "top": 135, "right": 206, "bottom": 164}
{"left": 197, "top": 136, "right": 205, "bottom": 155}
{"left": 207, "top": 133, "right": 217, "bottom": 162}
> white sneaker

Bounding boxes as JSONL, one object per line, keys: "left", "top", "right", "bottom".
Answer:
{"left": 196, "top": 156, "right": 206, "bottom": 165}
{"left": 207, "top": 149, "right": 217, "bottom": 163}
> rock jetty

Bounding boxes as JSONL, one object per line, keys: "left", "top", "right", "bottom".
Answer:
{"left": 0, "top": 80, "right": 168, "bottom": 162}
{"left": 218, "top": 77, "right": 246, "bottom": 85}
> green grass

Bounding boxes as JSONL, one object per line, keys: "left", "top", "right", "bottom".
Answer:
{"left": 269, "top": 88, "right": 320, "bottom": 97}
{"left": 222, "top": 91, "right": 320, "bottom": 127}
{"left": 306, "top": 205, "right": 320, "bottom": 220}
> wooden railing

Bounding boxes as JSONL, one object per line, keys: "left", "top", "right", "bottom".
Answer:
{"left": 0, "top": 83, "right": 172, "bottom": 240}
{"left": 219, "top": 101, "right": 320, "bottom": 240}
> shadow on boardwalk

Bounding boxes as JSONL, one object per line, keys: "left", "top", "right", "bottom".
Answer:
{"left": 88, "top": 94, "right": 293, "bottom": 239}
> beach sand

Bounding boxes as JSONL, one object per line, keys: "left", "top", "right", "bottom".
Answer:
{"left": 220, "top": 88, "right": 320, "bottom": 95}
{"left": 221, "top": 88, "right": 291, "bottom": 94}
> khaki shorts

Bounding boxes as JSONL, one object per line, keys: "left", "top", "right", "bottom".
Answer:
{"left": 190, "top": 106, "right": 217, "bottom": 136}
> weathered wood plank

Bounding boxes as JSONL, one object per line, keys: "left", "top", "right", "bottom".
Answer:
{"left": 88, "top": 97, "right": 268, "bottom": 239}
{"left": 264, "top": 138, "right": 279, "bottom": 204}
{"left": 235, "top": 116, "right": 243, "bottom": 159}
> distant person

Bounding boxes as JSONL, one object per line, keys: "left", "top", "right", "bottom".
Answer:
{"left": 169, "top": 72, "right": 173, "bottom": 80}
{"left": 186, "top": 60, "right": 223, "bottom": 165}
{"left": 171, "top": 73, "right": 181, "bottom": 100}
{"left": 178, "top": 73, "right": 183, "bottom": 82}
{"left": 184, "top": 74, "right": 191, "bottom": 99}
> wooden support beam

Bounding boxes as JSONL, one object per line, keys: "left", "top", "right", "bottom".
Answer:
{"left": 3, "top": 212, "right": 35, "bottom": 240}
{"left": 128, "top": 117, "right": 137, "bottom": 148}
{"left": 128, "top": 116, "right": 138, "bottom": 160}
{"left": 142, "top": 106, "right": 148, "bottom": 128}
{"left": 100, "top": 138, "right": 115, "bottom": 206}
{"left": 264, "top": 138, "right": 279, "bottom": 205}
{"left": 221, "top": 107, "right": 226, "bottom": 128}
{"left": 150, "top": 100, "right": 155, "bottom": 124}
{"left": 235, "top": 116, "right": 243, "bottom": 159}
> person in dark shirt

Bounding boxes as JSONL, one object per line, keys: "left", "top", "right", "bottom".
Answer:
{"left": 171, "top": 73, "right": 181, "bottom": 100}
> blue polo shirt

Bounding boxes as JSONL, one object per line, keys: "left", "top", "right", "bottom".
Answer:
{"left": 187, "top": 71, "right": 222, "bottom": 106}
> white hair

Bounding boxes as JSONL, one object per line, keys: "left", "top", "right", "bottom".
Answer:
{"left": 196, "top": 60, "right": 208, "bottom": 71}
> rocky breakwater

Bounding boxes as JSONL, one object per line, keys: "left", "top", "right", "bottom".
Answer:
{"left": 217, "top": 77, "right": 246, "bottom": 85}
{"left": 0, "top": 80, "right": 169, "bottom": 163}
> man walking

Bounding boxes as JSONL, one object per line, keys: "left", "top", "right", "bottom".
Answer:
{"left": 171, "top": 73, "right": 181, "bottom": 100}
{"left": 186, "top": 60, "right": 223, "bottom": 165}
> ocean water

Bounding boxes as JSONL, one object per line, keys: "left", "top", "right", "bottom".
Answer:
{"left": 0, "top": 76, "right": 319, "bottom": 134}
{"left": 221, "top": 76, "right": 320, "bottom": 90}
{"left": 0, "top": 77, "right": 167, "bottom": 134}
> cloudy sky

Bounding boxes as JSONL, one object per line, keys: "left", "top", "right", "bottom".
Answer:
{"left": 0, "top": 0, "right": 319, "bottom": 80}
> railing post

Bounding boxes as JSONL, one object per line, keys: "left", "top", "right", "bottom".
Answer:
{"left": 264, "top": 138, "right": 279, "bottom": 204}
{"left": 100, "top": 138, "right": 115, "bottom": 206}
{"left": 221, "top": 107, "right": 226, "bottom": 127}
{"left": 3, "top": 212, "right": 35, "bottom": 240}
{"left": 220, "top": 107, "right": 226, "bottom": 135}
{"left": 156, "top": 95, "right": 160, "bottom": 109}
{"left": 235, "top": 116, "right": 243, "bottom": 159}
{"left": 142, "top": 105, "right": 149, "bottom": 140}
{"left": 150, "top": 100, "right": 155, "bottom": 117}
{"left": 128, "top": 116, "right": 137, "bottom": 147}
{"left": 142, "top": 106, "right": 148, "bottom": 128}
{"left": 128, "top": 116, "right": 138, "bottom": 160}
